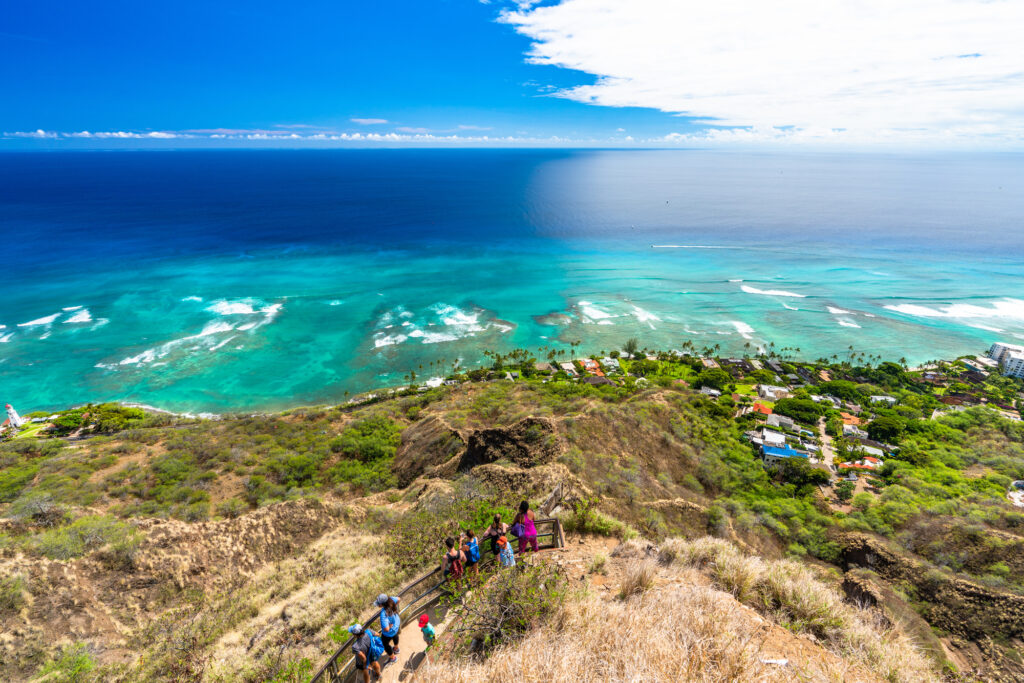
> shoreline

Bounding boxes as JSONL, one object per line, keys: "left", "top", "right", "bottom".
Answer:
{"left": 12, "top": 345, "right": 1019, "bottom": 421}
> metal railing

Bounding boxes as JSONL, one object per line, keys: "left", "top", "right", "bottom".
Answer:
{"left": 310, "top": 517, "right": 564, "bottom": 683}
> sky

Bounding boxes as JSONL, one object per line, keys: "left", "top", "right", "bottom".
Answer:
{"left": 2, "top": 0, "right": 1023, "bottom": 148}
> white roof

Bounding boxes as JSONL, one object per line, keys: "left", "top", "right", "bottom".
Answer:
{"left": 762, "top": 429, "right": 786, "bottom": 446}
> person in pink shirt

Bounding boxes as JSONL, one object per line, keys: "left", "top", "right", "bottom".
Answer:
{"left": 514, "top": 499, "right": 538, "bottom": 554}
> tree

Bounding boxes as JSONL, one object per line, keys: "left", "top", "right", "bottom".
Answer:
{"left": 694, "top": 367, "right": 731, "bottom": 391}
{"left": 867, "top": 416, "right": 905, "bottom": 443}
{"left": 835, "top": 480, "right": 855, "bottom": 502}
{"left": 772, "top": 398, "right": 824, "bottom": 424}
{"left": 622, "top": 338, "right": 640, "bottom": 358}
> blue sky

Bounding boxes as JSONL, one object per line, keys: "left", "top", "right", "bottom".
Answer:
{"left": 3, "top": 0, "right": 1023, "bottom": 148}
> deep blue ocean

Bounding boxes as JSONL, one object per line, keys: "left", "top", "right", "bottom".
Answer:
{"left": 1, "top": 149, "right": 1023, "bottom": 413}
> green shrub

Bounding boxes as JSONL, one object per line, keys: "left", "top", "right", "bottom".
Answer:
{"left": 216, "top": 497, "right": 248, "bottom": 519}
{"left": 31, "top": 515, "right": 141, "bottom": 561}
{"left": 36, "top": 642, "right": 96, "bottom": 683}
{"left": 559, "top": 499, "right": 638, "bottom": 540}
{"left": 329, "top": 416, "right": 401, "bottom": 461}
{"left": 445, "top": 562, "right": 567, "bottom": 657}
{"left": 0, "top": 573, "right": 27, "bottom": 613}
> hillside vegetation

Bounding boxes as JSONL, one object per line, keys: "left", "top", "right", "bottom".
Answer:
{"left": 1, "top": 347, "right": 1023, "bottom": 681}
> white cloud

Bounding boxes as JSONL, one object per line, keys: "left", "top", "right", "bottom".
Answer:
{"left": 501, "top": 0, "right": 1024, "bottom": 143}
{"left": 4, "top": 129, "right": 57, "bottom": 138}
{"left": 396, "top": 126, "right": 431, "bottom": 134}
{"left": 350, "top": 118, "right": 389, "bottom": 125}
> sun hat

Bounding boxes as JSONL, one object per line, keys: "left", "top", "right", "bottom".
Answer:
{"left": 418, "top": 614, "right": 430, "bottom": 627}
{"left": 497, "top": 535, "right": 507, "bottom": 547}
{"left": 375, "top": 593, "right": 389, "bottom": 606}
{"left": 348, "top": 623, "right": 362, "bottom": 634}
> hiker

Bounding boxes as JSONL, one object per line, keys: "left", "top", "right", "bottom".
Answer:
{"left": 419, "top": 613, "right": 435, "bottom": 647}
{"left": 461, "top": 528, "right": 481, "bottom": 578}
{"left": 513, "top": 499, "right": 539, "bottom": 554}
{"left": 348, "top": 623, "right": 383, "bottom": 683}
{"left": 496, "top": 535, "right": 516, "bottom": 568}
{"left": 379, "top": 597, "right": 401, "bottom": 663}
{"left": 482, "top": 514, "right": 509, "bottom": 556}
{"left": 373, "top": 593, "right": 400, "bottom": 610}
{"left": 441, "top": 536, "right": 465, "bottom": 580}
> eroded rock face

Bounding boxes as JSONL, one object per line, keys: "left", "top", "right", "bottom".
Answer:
{"left": 459, "top": 417, "right": 561, "bottom": 471}
{"left": 393, "top": 416, "right": 466, "bottom": 486}
{"left": 840, "top": 533, "right": 1024, "bottom": 682}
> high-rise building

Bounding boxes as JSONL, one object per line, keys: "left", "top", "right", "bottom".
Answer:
{"left": 1003, "top": 352, "right": 1024, "bottom": 379}
{"left": 989, "top": 342, "right": 1024, "bottom": 364}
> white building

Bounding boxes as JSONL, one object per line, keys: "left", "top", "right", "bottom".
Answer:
{"left": 869, "top": 395, "right": 897, "bottom": 405}
{"left": 761, "top": 429, "right": 786, "bottom": 448}
{"left": 843, "top": 423, "right": 868, "bottom": 439}
{"left": 1003, "top": 351, "right": 1024, "bottom": 379}
{"left": 757, "top": 384, "right": 790, "bottom": 401}
{"left": 5, "top": 404, "right": 24, "bottom": 430}
{"left": 989, "top": 342, "right": 1024, "bottom": 364}
{"left": 766, "top": 414, "right": 796, "bottom": 431}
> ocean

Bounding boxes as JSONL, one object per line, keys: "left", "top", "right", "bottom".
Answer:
{"left": 1, "top": 149, "right": 1023, "bottom": 413}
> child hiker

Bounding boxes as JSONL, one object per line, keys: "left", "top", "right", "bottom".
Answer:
{"left": 419, "top": 613, "right": 436, "bottom": 647}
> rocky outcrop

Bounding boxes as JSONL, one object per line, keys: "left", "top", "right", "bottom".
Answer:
{"left": 840, "top": 533, "right": 1024, "bottom": 682}
{"left": 392, "top": 415, "right": 466, "bottom": 486}
{"left": 458, "top": 417, "right": 561, "bottom": 471}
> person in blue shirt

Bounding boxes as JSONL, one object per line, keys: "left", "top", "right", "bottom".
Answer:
{"left": 497, "top": 535, "right": 516, "bottom": 568}
{"left": 460, "top": 528, "right": 481, "bottom": 579}
{"left": 379, "top": 597, "right": 401, "bottom": 663}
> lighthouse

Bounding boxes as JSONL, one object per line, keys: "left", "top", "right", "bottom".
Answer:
{"left": 5, "top": 404, "right": 24, "bottom": 430}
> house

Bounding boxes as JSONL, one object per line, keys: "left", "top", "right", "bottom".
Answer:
{"left": 837, "top": 456, "right": 883, "bottom": 472}
{"left": 810, "top": 394, "right": 841, "bottom": 409}
{"left": 869, "top": 395, "right": 897, "bottom": 405}
{"left": 583, "top": 376, "right": 615, "bottom": 387}
{"left": 701, "top": 358, "right": 720, "bottom": 369}
{"left": 749, "top": 359, "right": 763, "bottom": 370}
{"left": 558, "top": 362, "right": 578, "bottom": 377}
{"left": 766, "top": 414, "right": 796, "bottom": 431}
{"left": 761, "top": 429, "right": 786, "bottom": 448}
{"left": 757, "top": 384, "right": 790, "bottom": 401}
{"left": 700, "top": 387, "right": 722, "bottom": 398}
{"left": 579, "top": 358, "right": 604, "bottom": 376}
{"left": 840, "top": 412, "right": 863, "bottom": 426}
{"left": 843, "top": 402, "right": 863, "bottom": 414}
{"left": 761, "top": 445, "right": 808, "bottom": 466}
{"left": 534, "top": 361, "right": 555, "bottom": 373}
{"left": 843, "top": 423, "right": 868, "bottom": 439}
{"left": 854, "top": 444, "right": 886, "bottom": 458}
{"left": 752, "top": 402, "right": 772, "bottom": 416}
{"left": 601, "top": 357, "right": 621, "bottom": 372}
{"left": 768, "top": 360, "right": 784, "bottom": 373}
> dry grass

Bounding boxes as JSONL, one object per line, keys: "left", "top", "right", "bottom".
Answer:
{"left": 658, "top": 536, "right": 936, "bottom": 683}
{"left": 414, "top": 578, "right": 866, "bottom": 683}
{"left": 617, "top": 560, "right": 655, "bottom": 600}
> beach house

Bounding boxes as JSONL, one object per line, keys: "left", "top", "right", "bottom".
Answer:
{"left": 757, "top": 384, "right": 791, "bottom": 401}
{"left": 558, "top": 361, "right": 578, "bottom": 377}
{"left": 761, "top": 444, "right": 808, "bottom": 467}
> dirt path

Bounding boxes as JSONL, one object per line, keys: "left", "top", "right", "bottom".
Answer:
{"left": 817, "top": 417, "right": 836, "bottom": 471}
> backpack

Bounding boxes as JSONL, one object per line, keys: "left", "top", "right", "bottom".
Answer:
{"left": 368, "top": 632, "right": 385, "bottom": 661}
{"left": 466, "top": 538, "right": 480, "bottom": 563}
{"left": 447, "top": 551, "right": 464, "bottom": 580}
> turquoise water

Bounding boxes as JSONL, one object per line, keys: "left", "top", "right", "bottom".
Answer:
{"left": 1, "top": 150, "right": 1023, "bottom": 413}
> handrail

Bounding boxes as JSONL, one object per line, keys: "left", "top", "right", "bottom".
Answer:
{"left": 310, "top": 517, "right": 564, "bottom": 683}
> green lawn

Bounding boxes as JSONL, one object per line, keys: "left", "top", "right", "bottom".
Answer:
{"left": 14, "top": 423, "right": 47, "bottom": 439}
